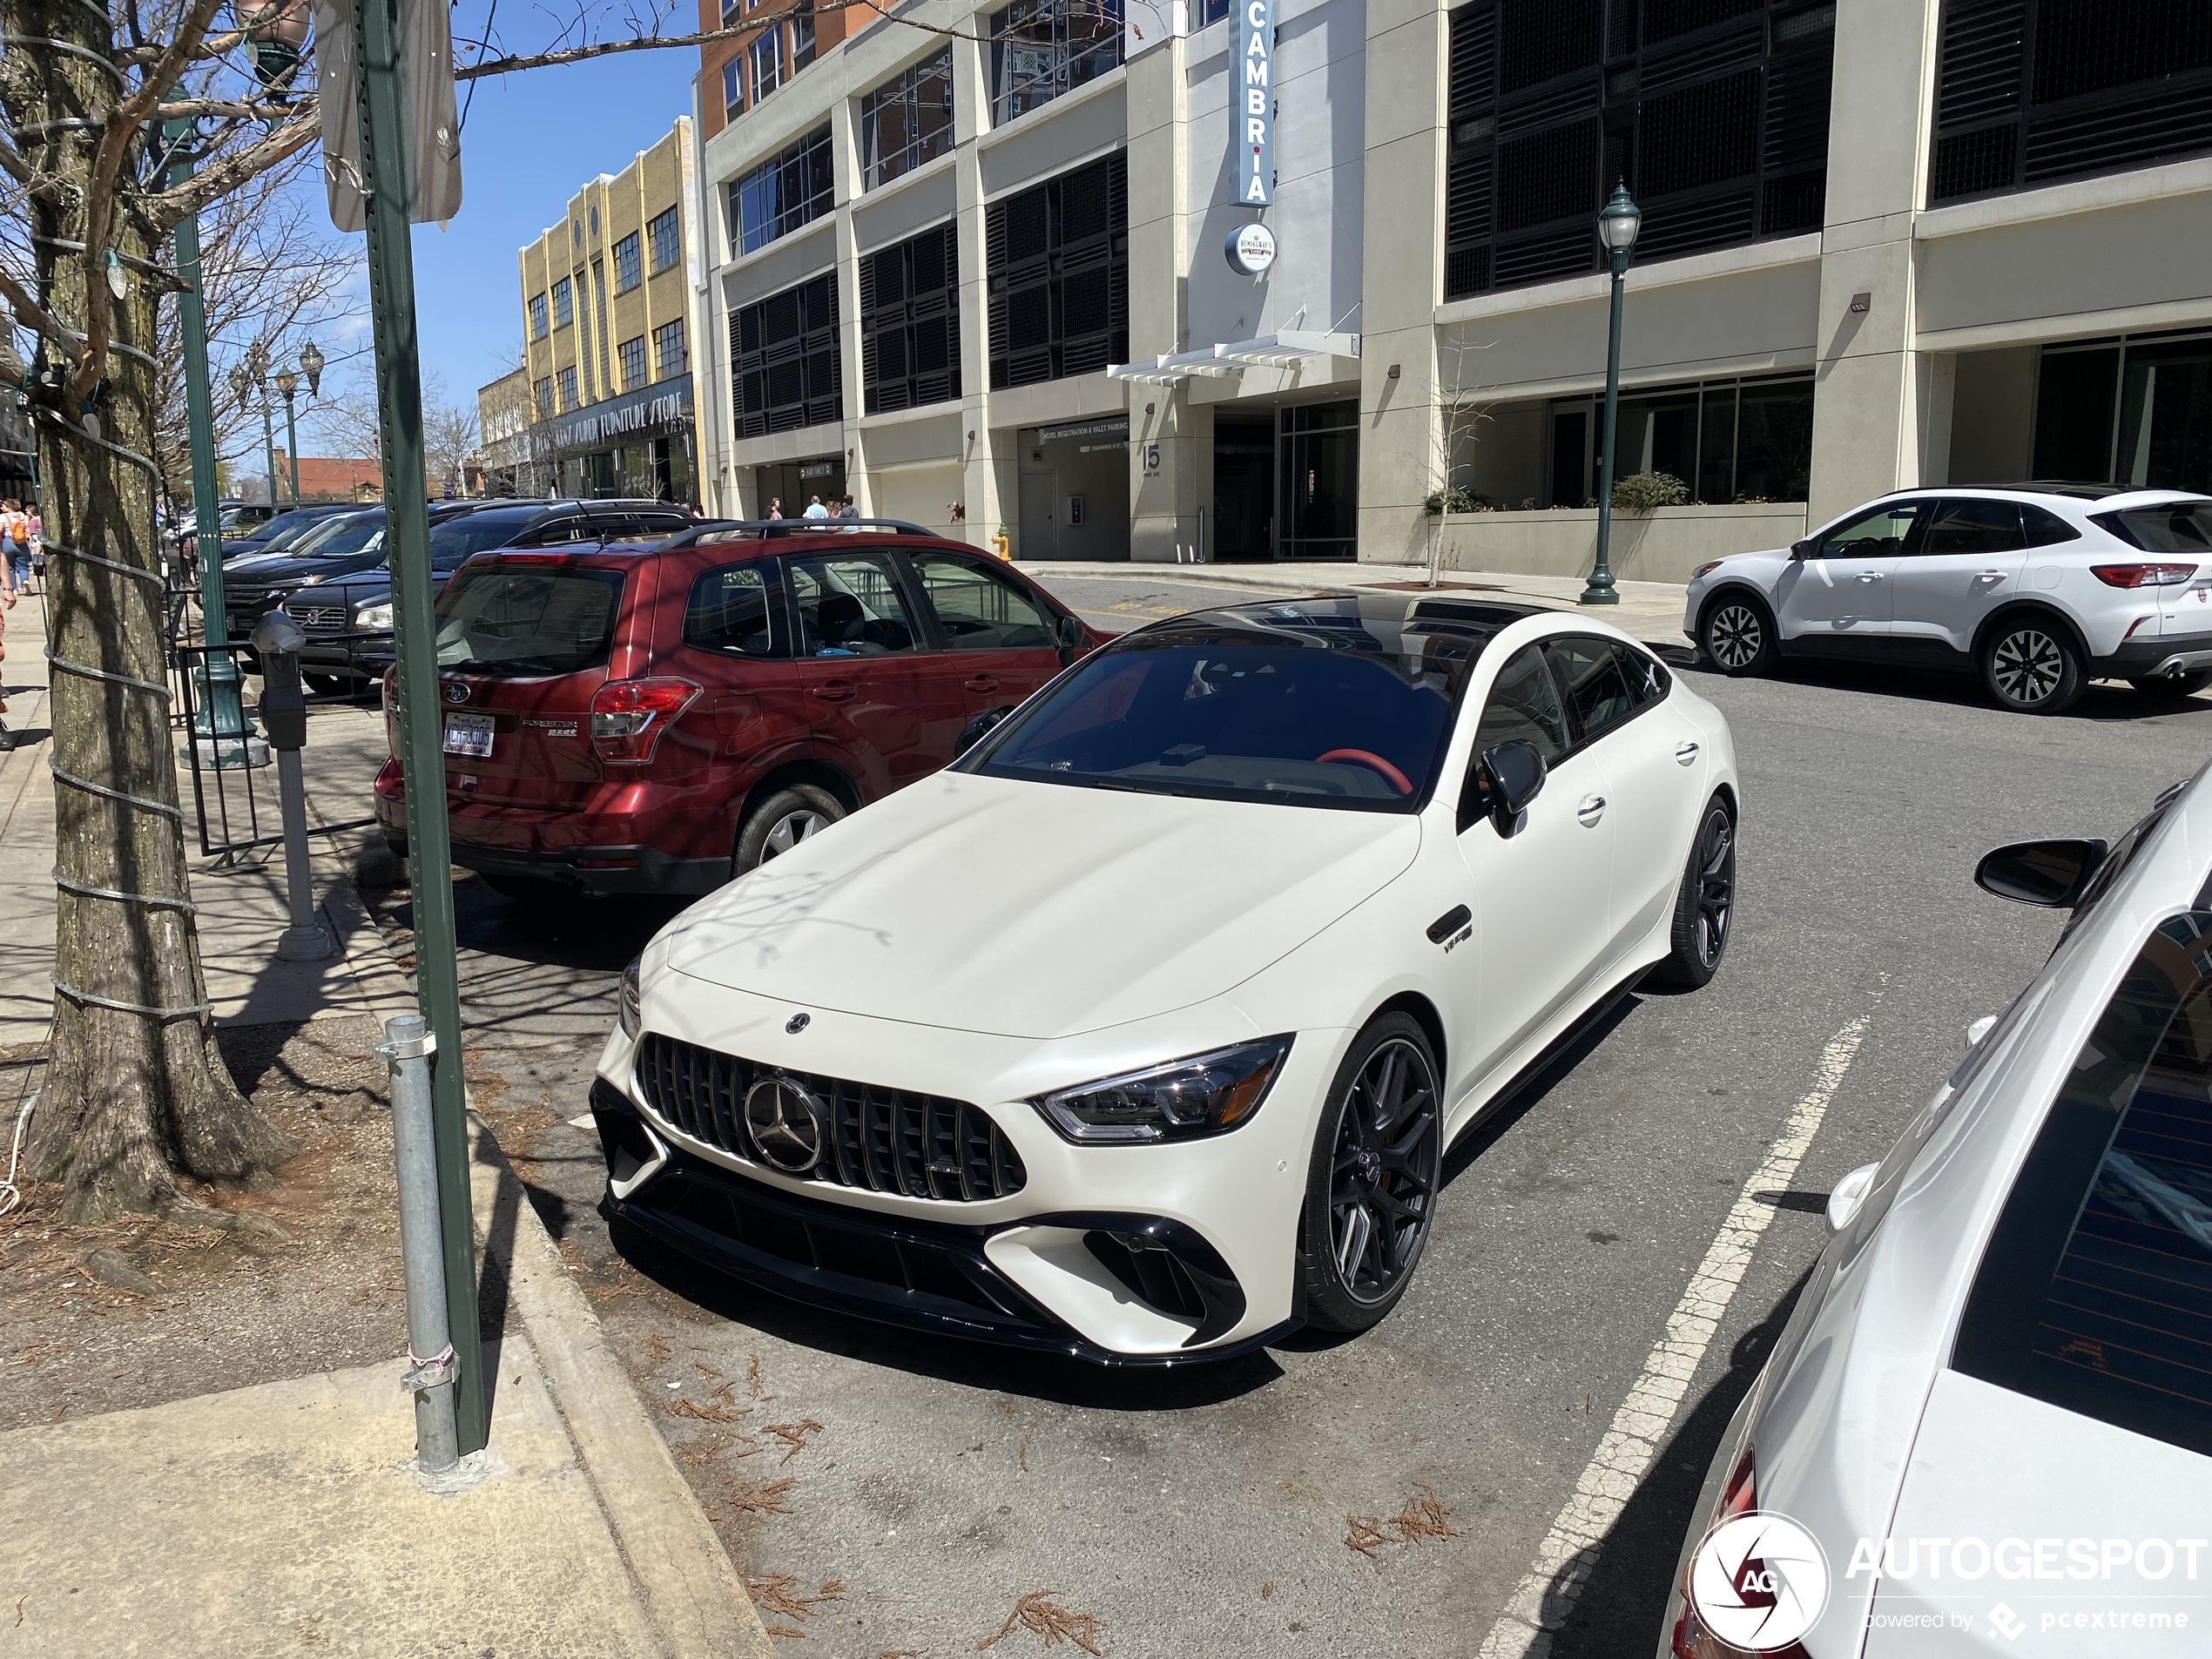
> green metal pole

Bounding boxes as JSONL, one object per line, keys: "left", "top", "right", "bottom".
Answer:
{"left": 1581, "top": 246, "right": 1628, "bottom": 606}
{"left": 283, "top": 392, "right": 301, "bottom": 503}
{"left": 354, "top": 0, "right": 488, "bottom": 1455}
{"left": 260, "top": 394, "right": 280, "bottom": 513}
{"left": 165, "top": 118, "right": 226, "bottom": 636}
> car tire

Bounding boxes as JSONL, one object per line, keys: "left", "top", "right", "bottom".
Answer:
{"left": 2128, "top": 670, "right": 2212, "bottom": 700}
{"left": 302, "top": 671, "right": 354, "bottom": 697}
{"left": 1980, "top": 618, "right": 2084, "bottom": 714}
{"left": 1648, "top": 797, "right": 1737, "bottom": 990}
{"left": 1700, "top": 594, "right": 1777, "bottom": 676}
{"left": 734, "top": 785, "right": 845, "bottom": 876}
{"left": 1299, "top": 1012, "right": 1444, "bottom": 1335}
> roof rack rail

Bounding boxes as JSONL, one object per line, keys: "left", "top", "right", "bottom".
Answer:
{"left": 655, "top": 516, "right": 941, "bottom": 550}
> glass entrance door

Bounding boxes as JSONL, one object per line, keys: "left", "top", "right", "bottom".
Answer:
{"left": 1278, "top": 401, "right": 1359, "bottom": 562}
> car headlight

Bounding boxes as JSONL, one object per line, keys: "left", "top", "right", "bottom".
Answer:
{"left": 1033, "top": 1036, "right": 1293, "bottom": 1144}
{"left": 1689, "top": 559, "right": 1724, "bottom": 581}
{"left": 617, "top": 958, "right": 642, "bottom": 1040}
{"left": 297, "top": 572, "right": 325, "bottom": 586}
{"left": 354, "top": 601, "right": 393, "bottom": 631}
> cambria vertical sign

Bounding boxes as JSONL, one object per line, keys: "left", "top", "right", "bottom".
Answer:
{"left": 1236, "top": 0, "right": 1274, "bottom": 206}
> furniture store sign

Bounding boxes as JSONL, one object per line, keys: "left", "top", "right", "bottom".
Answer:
{"left": 1237, "top": 0, "right": 1273, "bottom": 206}
{"left": 551, "top": 374, "right": 694, "bottom": 449}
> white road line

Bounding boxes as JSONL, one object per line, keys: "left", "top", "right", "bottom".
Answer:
{"left": 1476, "top": 1012, "right": 1874, "bottom": 1659}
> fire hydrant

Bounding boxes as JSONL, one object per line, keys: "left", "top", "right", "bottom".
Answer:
{"left": 990, "top": 523, "right": 1012, "bottom": 561}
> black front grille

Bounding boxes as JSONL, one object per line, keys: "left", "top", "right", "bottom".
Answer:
{"left": 295, "top": 605, "right": 351, "bottom": 635}
{"left": 634, "top": 1033, "right": 1027, "bottom": 1202}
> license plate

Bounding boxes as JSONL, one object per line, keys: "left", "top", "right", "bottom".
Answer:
{"left": 442, "top": 712, "right": 496, "bottom": 759}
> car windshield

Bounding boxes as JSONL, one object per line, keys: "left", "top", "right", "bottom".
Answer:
{"left": 293, "top": 513, "right": 385, "bottom": 557}
{"left": 434, "top": 564, "right": 624, "bottom": 676}
{"left": 252, "top": 509, "right": 340, "bottom": 554}
{"left": 2092, "top": 502, "right": 2212, "bottom": 553}
{"left": 962, "top": 601, "right": 1501, "bottom": 812}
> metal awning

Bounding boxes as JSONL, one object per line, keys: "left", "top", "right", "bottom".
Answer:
{"left": 1107, "top": 330, "right": 1361, "bottom": 386}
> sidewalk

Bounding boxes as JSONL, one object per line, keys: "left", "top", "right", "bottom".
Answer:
{"left": 1015, "top": 559, "right": 1693, "bottom": 648}
{"left": 0, "top": 591, "right": 772, "bottom": 1657}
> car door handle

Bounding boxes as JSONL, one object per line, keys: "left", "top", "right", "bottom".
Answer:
{"left": 1576, "top": 794, "right": 1606, "bottom": 826}
{"left": 1675, "top": 740, "right": 1699, "bottom": 765}
{"left": 1974, "top": 570, "right": 2008, "bottom": 583}
{"left": 1855, "top": 571, "right": 1885, "bottom": 583}
{"left": 962, "top": 676, "right": 1000, "bottom": 693}
{"left": 812, "top": 681, "right": 855, "bottom": 703}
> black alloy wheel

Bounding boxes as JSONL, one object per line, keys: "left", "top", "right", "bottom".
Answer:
{"left": 1301, "top": 1014, "right": 1443, "bottom": 1333}
{"left": 1981, "top": 621, "right": 2083, "bottom": 715}
{"left": 1651, "top": 799, "right": 1736, "bottom": 989}
{"left": 1702, "top": 597, "right": 1776, "bottom": 676}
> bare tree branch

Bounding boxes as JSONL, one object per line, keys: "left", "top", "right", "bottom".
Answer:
{"left": 455, "top": 0, "right": 988, "bottom": 78}
{"left": 152, "top": 96, "right": 294, "bottom": 120}
{"left": 142, "top": 102, "right": 322, "bottom": 229}
{"left": 0, "top": 263, "right": 85, "bottom": 367}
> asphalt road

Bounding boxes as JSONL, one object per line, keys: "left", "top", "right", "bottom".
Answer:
{"left": 436, "top": 573, "right": 2212, "bottom": 1659}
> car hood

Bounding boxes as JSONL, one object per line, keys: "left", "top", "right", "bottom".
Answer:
{"left": 227, "top": 548, "right": 388, "bottom": 590}
{"left": 659, "top": 772, "right": 1423, "bottom": 1040}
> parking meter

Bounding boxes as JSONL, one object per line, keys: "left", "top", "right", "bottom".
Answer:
{"left": 250, "top": 611, "right": 334, "bottom": 961}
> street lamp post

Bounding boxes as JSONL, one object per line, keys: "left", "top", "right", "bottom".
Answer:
{"left": 274, "top": 367, "right": 301, "bottom": 504}
{"left": 245, "top": 340, "right": 281, "bottom": 511}
{"left": 1580, "top": 183, "right": 1642, "bottom": 607}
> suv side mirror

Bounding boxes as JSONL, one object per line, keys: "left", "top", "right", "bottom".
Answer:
{"left": 1790, "top": 538, "right": 1815, "bottom": 560}
{"left": 1975, "top": 838, "right": 2108, "bottom": 907}
{"left": 1458, "top": 738, "right": 1547, "bottom": 835}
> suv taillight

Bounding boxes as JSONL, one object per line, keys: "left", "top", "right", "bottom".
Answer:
{"left": 381, "top": 667, "right": 397, "bottom": 711}
{"left": 2092, "top": 563, "right": 2197, "bottom": 588}
{"left": 590, "top": 678, "right": 700, "bottom": 764}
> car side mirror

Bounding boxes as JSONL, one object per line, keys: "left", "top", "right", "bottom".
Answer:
{"left": 1459, "top": 739, "right": 1547, "bottom": 835}
{"left": 1790, "top": 538, "right": 1814, "bottom": 560}
{"left": 1055, "top": 612, "right": 1086, "bottom": 664}
{"left": 1974, "top": 838, "right": 2108, "bottom": 907}
{"left": 954, "top": 705, "right": 1011, "bottom": 758}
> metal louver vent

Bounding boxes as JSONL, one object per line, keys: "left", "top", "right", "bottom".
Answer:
{"left": 987, "top": 152, "right": 1127, "bottom": 392}
{"left": 731, "top": 272, "right": 840, "bottom": 439}
{"left": 860, "top": 222, "right": 961, "bottom": 415}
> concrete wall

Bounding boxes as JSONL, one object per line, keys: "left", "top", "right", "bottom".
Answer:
{"left": 1436, "top": 504, "right": 1810, "bottom": 584}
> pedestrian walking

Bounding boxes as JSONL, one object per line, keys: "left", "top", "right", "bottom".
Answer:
{"left": 0, "top": 523, "right": 17, "bottom": 752}
{"left": 767, "top": 496, "right": 784, "bottom": 520}
{"left": 803, "top": 495, "right": 829, "bottom": 521}
{"left": 24, "top": 507, "right": 41, "bottom": 595}
{"left": 834, "top": 495, "right": 859, "bottom": 523}
{"left": 0, "top": 500, "right": 29, "bottom": 597}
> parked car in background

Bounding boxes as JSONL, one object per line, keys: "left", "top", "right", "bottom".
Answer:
{"left": 286, "top": 500, "right": 693, "bottom": 692}
{"left": 1660, "top": 770, "right": 2212, "bottom": 1658}
{"left": 220, "top": 501, "right": 494, "bottom": 644}
{"left": 591, "top": 594, "right": 1739, "bottom": 1362}
{"left": 1685, "top": 485, "right": 2212, "bottom": 713}
{"left": 217, "top": 502, "right": 359, "bottom": 559}
{"left": 371, "top": 520, "right": 1105, "bottom": 895}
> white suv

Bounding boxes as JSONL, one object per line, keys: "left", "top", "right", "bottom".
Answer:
{"left": 1683, "top": 486, "right": 2212, "bottom": 714}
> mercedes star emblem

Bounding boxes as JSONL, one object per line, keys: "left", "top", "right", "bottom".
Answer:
{"left": 786, "top": 1012, "right": 811, "bottom": 1034}
{"left": 745, "top": 1075, "right": 823, "bottom": 1174}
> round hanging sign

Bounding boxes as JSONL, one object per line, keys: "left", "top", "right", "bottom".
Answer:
{"left": 1226, "top": 222, "right": 1278, "bottom": 276}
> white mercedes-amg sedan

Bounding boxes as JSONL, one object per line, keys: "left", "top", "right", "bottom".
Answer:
{"left": 589, "top": 594, "right": 1740, "bottom": 1363}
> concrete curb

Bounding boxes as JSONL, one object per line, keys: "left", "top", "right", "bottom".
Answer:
{"left": 466, "top": 1107, "right": 775, "bottom": 1659}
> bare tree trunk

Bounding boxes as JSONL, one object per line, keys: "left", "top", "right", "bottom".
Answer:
{"left": 9, "top": 0, "right": 291, "bottom": 1221}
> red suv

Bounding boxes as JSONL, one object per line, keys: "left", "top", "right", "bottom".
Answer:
{"left": 372, "top": 523, "right": 1104, "bottom": 896}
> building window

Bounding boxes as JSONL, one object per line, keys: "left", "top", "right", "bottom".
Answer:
{"left": 614, "top": 232, "right": 642, "bottom": 293}
{"left": 534, "top": 375, "right": 554, "bottom": 419}
{"left": 1279, "top": 401, "right": 1361, "bottom": 563}
{"left": 590, "top": 205, "right": 600, "bottom": 236}
{"left": 791, "top": 0, "right": 816, "bottom": 71}
{"left": 529, "top": 293, "right": 549, "bottom": 339}
{"left": 618, "top": 334, "right": 649, "bottom": 391}
{"left": 1543, "top": 373, "right": 1814, "bottom": 508}
{"left": 552, "top": 276, "right": 574, "bottom": 326}
{"left": 1930, "top": 0, "right": 2212, "bottom": 206}
{"left": 649, "top": 206, "right": 682, "bottom": 273}
{"left": 862, "top": 47, "right": 956, "bottom": 190}
{"left": 862, "top": 221, "right": 961, "bottom": 414}
{"left": 987, "top": 151, "right": 1127, "bottom": 389}
{"left": 2033, "top": 333, "right": 2212, "bottom": 494}
{"left": 988, "top": 0, "right": 1123, "bottom": 126}
{"left": 730, "top": 271, "right": 841, "bottom": 438}
{"left": 558, "top": 366, "right": 579, "bottom": 410}
{"left": 1442, "top": 0, "right": 1836, "bottom": 301}
{"left": 751, "top": 30, "right": 782, "bottom": 102}
{"left": 655, "top": 317, "right": 688, "bottom": 380}
{"left": 572, "top": 219, "right": 582, "bottom": 246}
{"left": 729, "top": 122, "right": 834, "bottom": 255}
{"left": 1193, "top": 0, "right": 1230, "bottom": 22}
{"left": 722, "top": 58, "right": 742, "bottom": 118}
{"left": 721, "top": 0, "right": 740, "bottom": 21}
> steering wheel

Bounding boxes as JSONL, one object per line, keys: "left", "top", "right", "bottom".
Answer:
{"left": 1315, "top": 748, "right": 1413, "bottom": 796}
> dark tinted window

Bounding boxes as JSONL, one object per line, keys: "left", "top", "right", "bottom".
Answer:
{"left": 428, "top": 512, "right": 538, "bottom": 563}
{"left": 2021, "top": 503, "right": 2082, "bottom": 547}
{"left": 1544, "top": 635, "right": 1637, "bottom": 745}
{"left": 2092, "top": 502, "right": 2212, "bottom": 554}
{"left": 1617, "top": 642, "right": 1671, "bottom": 712}
{"left": 1816, "top": 501, "right": 1922, "bottom": 558}
{"left": 434, "top": 567, "right": 624, "bottom": 677}
{"left": 1468, "top": 643, "right": 1571, "bottom": 767}
{"left": 685, "top": 564, "right": 784, "bottom": 658}
{"left": 1953, "top": 912, "right": 2212, "bottom": 1460}
{"left": 1921, "top": 498, "right": 2026, "bottom": 554}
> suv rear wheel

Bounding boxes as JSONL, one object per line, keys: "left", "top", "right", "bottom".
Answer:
{"left": 734, "top": 784, "right": 844, "bottom": 876}
{"left": 1981, "top": 619, "right": 2084, "bottom": 715}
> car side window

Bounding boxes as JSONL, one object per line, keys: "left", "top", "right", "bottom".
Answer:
{"left": 1919, "top": 498, "right": 2026, "bottom": 555}
{"left": 1468, "top": 644, "right": 1571, "bottom": 765}
{"left": 2020, "top": 503, "right": 2082, "bottom": 547}
{"left": 1615, "top": 642, "right": 1670, "bottom": 711}
{"left": 908, "top": 552, "right": 1057, "bottom": 651}
{"left": 1815, "top": 502, "right": 1922, "bottom": 558}
{"left": 684, "top": 563, "right": 785, "bottom": 658}
{"left": 1952, "top": 911, "right": 2212, "bottom": 1460}
{"left": 1543, "top": 634, "right": 1637, "bottom": 746}
{"left": 786, "top": 554, "right": 918, "bottom": 656}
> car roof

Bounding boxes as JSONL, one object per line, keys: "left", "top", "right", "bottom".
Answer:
{"left": 1876, "top": 482, "right": 2212, "bottom": 509}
